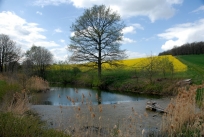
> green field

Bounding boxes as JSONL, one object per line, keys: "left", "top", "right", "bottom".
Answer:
{"left": 176, "top": 54, "right": 204, "bottom": 84}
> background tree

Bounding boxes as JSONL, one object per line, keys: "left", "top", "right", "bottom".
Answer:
{"left": 25, "top": 45, "right": 53, "bottom": 79}
{"left": 68, "top": 5, "right": 126, "bottom": 80}
{"left": 0, "top": 34, "right": 21, "bottom": 73}
{"left": 141, "top": 55, "right": 160, "bottom": 84}
{"left": 158, "top": 41, "right": 204, "bottom": 56}
{"left": 159, "top": 57, "right": 174, "bottom": 78}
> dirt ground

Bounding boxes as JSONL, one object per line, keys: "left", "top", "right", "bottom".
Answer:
{"left": 31, "top": 98, "right": 171, "bottom": 137}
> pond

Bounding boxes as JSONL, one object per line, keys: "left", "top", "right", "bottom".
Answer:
{"left": 32, "top": 86, "right": 161, "bottom": 106}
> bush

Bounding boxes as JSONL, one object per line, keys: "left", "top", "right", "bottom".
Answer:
{"left": 0, "top": 80, "right": 20, "bottom": 100}
{"left": 0, "top": 112, "right": 70, "bottom": 137}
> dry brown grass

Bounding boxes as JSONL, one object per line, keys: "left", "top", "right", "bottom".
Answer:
{"left": 1, "top": 89, "right": 30, "bottom": 115}
{"left": 161, "top": 84, "right": 204, "bottom": 136}
{"left": 51, "top": 91, "right": 158, "bottom": 137}
{"left": 26, "top": 76, "right": 49, "bottom": 92}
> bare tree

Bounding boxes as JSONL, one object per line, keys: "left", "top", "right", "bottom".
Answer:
{"left": 0, "top": 34, "right": 21, "bottom": 73}
{"left": 68, "top": 5, "right": 126, "bottom": 80}
{"left": 25, "top": 45, "right": 53, "bottom": 79}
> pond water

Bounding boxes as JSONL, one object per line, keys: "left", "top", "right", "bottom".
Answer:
{"left": 32, "top": 87, "right": 161, "bottom": 106}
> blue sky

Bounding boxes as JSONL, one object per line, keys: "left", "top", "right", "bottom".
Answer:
{"left": 0, "top": 0, "right": 204, "bottom": 62}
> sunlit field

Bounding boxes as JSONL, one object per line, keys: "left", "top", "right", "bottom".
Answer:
{"left": 50, "top": 55, "right": 187, "bottom": 72}
{"left": 119, "top": 55, "right": 187, "bottom": 72}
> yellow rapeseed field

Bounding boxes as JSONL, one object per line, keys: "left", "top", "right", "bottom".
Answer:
{"left": 50, "top": 55, "right": 187, "bottom": 72}
{"left": 103, "top": 55, "right": 187, "bottom": 72}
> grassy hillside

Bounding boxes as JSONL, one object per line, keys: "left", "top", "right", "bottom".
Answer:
{"left": 176, "top": 54, "right": 204, "bottom": 84}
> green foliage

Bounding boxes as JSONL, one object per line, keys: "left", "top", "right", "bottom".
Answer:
{"left": 0, "top": 80, "right": 20, "bottom": 100}
{"left": 142, "top": 83, "right": 163, "bottom": 93}
{"left": 0, "top": 112, "right": 70, "bottom": 137}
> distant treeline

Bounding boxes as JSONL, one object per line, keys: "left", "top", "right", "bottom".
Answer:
{"left": 158, "top": 41, "right": 204, "bottom": 56}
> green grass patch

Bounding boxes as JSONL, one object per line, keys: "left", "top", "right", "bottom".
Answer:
{"left": 0, "top": 80, "right": 20, "bottom": 100}
{"left": 0, "top": 112, "right": 70, "bottom": 137}
{"left": 176, "top": 55, "right": 204, "bottom": 84}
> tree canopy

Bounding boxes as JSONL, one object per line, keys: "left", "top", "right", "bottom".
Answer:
{"left": 68, "top": 5, "right": 126, "bottom": 80}
{"left": 158, "top": 41, "right": 204, "bottom": 56}
{"left": 25, "top": 45, "right": 53, "bottom": 79}
{"left": 0, "top": 34, "right": 21, "bottom": 72}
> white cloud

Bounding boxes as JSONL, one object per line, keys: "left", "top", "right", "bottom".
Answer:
{"left": 70, "top": 32, "right": 75, "bottom": 37}
{"left": 34, "top": 0, "right": 183, "bottom": 22}
{"left": 36, "top": 11, "right": 42, "bottom": 15}
{"left": 55, "top": 28, "right": 62, "bottom": 33}
{"left": 125, "top": 51, "right": 146, "bottom": 59}
{"left": 122, "top": 24, "right": 143, "bottom": 34}
{"left": 0, "top": 11, "right": 60, "bottom": 51}
{"left": 122, "top": 37, "right": 136, "bottom": 44}
{"left": 60, "top": 39, "right": 65, "bottom": 43}
{"left": 192, "top": 5, "right": 204, "bottom": 13}
{"left": 122, "top": 26, "right": 135, "bottom": 34}
{"left": 50, "top": 47, "right": 68, "bottom": 61}
{"left": 158, "top": 18, "right": 204, "bottom": 50}
{"left": 34, "top": 0, "right": 70, "bottom": 6}
{"left": 70, "top": 0, "right": 183, "bottom": 22}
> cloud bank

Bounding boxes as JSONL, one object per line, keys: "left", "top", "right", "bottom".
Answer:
{"left": 0, "top": 11, "right": 64, "bottom": 61}
{"left": 158, "top": 18, "right": 204, "bottom": 50}
{"left": 34, "top": 0, "right": 183, "bottom": 22}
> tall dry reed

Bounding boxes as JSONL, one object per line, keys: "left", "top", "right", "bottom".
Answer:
{"left": 161, "top": 84, "right": 204, "bottom": 136}
{"left": 52, "top": 90, "right": 157, "bottom": 137}
{"left": 26, "top": 76, "right": 49, "bottom": 92}
{"left": 1, "top": 89, "right": 29, "bottom": 115}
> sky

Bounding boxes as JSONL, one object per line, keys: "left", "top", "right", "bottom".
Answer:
{"left": 0, "top": 0, "right": 204, "bottom": 62}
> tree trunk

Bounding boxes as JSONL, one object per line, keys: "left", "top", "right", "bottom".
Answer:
{"left": 98, "top": 44, "right": 102, "bottom": 82}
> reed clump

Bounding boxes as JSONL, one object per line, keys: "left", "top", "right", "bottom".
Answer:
{"left": 26, "top": 76, "right": 49, "bottom": 92}
{"left": 1, "top": 89, "right": 29, "bottom": 115}
{"left": 161, "top": 84, "right": 204, "bottom": 136}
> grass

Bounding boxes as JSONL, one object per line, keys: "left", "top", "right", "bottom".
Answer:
{"left": 176, "top": 54, "right": 204, "bottom": 84}
{"left": 0, "top": 75, "right": 70, "bottom": 137}
{"left": 0, "top": 112, "right": 70, "bottom": 137}
{"left": 46, "top": 55, "right": 189, "bottom": 95}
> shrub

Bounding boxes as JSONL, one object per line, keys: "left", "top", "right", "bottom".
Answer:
{"left": 0, "top": 112, "right": 70, "bottom": 137}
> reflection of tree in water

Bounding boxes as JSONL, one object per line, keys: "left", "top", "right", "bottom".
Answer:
{"left": 97, "top": 90, "right": 101, "bottom": 105}
{"left": 43, "top": 101, "right": 53, "bottom": 105}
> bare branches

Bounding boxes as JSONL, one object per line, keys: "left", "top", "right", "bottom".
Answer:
{"left": 68, "top": 5, "right": 126, "bottom": 80}
{"left": 0, "top": 34, "right": 22, "bottom": 72}
{"left": 25, "top": 45, "right": 53, "bottom": 79}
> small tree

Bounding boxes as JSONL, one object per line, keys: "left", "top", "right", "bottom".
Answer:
{"left": 0, "top": 34, "right": 21, "bottom": 73}
{"left": 159, "top": 57, "right": 174, "bottom": 78}
{"left": 25, "top": 45, "right": 53, "bottom": 79}
{"left": 142, "top": 55, "right": 160, "bottom": 84}
{"left": 68, "top": 5, "right": 126, "bottom": 81}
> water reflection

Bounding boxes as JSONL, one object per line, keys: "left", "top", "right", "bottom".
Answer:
{"left": 33, "top": 87, "right": 160, "bottom": 106}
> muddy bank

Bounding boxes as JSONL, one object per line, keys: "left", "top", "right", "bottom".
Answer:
{"left": 31, "top": 98, "right": 171, "bottom": 137}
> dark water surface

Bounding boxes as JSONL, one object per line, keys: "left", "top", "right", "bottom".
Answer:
{"left": 32, "top": 87, "right": 161, "bottom": 106}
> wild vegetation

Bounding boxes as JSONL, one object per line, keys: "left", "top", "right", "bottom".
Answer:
{"left": 161, "top": 84, "right": 204, "bottom": 136}
{"left": 0, "top": 74, "right": 70, "bottom": 137}
{"left": 47, "top": 55, "right": 187, "bottom": 95}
